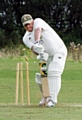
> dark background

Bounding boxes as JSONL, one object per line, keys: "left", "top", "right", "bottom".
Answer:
{"left": 0, "top": 0, "right": 82, "bottom": 48}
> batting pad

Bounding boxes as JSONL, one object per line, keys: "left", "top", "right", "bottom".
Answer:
{"left": 35, "top": 73, "right": 42, "bottom": 84}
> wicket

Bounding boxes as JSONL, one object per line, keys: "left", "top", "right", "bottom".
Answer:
{"left": 15, "top": 62, "right": 30, "bottom": 106}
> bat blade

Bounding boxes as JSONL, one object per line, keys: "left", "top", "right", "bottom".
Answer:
{"left": 41, "top": 77, "right": 50, "bottom": 97}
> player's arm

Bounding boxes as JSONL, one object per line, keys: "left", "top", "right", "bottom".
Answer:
{"left": 34, "top": 27, "right": 43, "bottom": 41}
{"left": 23, "top": 37, "right": 44, "bottom": 55}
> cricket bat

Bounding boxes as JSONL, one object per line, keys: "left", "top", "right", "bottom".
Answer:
{"left": 39, "top": 61, "right": 50, "bottom": 97}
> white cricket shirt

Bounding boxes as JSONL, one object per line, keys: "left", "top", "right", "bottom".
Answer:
{"left": 23, "top": 18, "right": 67, "bottom": 56}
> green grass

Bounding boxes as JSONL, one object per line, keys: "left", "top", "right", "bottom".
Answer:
{"left": 0, "top": 57, "right": 82, "bottom": 120}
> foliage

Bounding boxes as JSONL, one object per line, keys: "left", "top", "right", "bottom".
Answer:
{"left": 0, "top": 0, "right": 82, "bottom": 48}
{"left": 0, "top": 44, "right": 35, "bottom": 58}
{"left": 0, "top": 29, "right": 6, "bottom": 48}
{"left": 58, "top": 26, "right": 82, "bottom": 46}
{"left": 0, "top": 29, "right": 22, "bottom": 48}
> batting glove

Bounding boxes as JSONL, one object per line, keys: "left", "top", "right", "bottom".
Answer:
{"left": 33, "top": 42, "right": 44, "bottom": 54}
{"left": 37, "top": 53, "right": 49, "bottom": 61}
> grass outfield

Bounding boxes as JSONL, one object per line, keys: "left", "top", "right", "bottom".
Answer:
{"left": 0, "top": 57, "right": 82, "bottom": 120}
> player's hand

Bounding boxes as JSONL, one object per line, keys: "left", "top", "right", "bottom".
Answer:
{"left": 33, "top": 42, "right": 44, "bottom": 54}
{"left": 37, "top": 53, "right": 49, "bottom": 61}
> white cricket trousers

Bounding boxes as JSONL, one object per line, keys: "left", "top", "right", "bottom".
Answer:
{"left": 47, "top": 51, "right": 67, "bottom": 103}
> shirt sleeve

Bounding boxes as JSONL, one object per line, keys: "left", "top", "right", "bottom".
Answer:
{"left": 23, "top": 32, "right": 34, "bottom": 49}
{"left": 34, "top": 18, "right": 47, "bottom": 30}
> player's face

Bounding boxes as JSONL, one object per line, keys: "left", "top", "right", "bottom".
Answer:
{"left": 24, "top": 21, "right": 34, "bottom": 32}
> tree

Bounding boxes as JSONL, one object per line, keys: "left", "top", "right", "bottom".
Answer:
{"left": 0, "top": 0, "right": 82, "bottom": 48}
